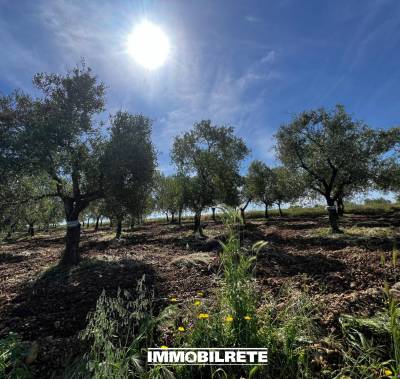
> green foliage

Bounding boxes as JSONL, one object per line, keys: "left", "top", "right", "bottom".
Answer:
{"left": 171, "top": 120, "right": 249, "bottom": 229}
{"left": 71, "top": 275, "right": 168, "bottom": 379}
{"left": 364, "top": 197, "right": 392, "bottom": 206}
{"left": 153, "top": 173, "right": 188, "bottom": 221}
{"left": 270, "top": 166, "right": 305, "bottom": 209}
{"left": 168, "top": 208, "right": 317, "bottom": 378}
{"left": 246, "top": 160, "right": 275, "bottom": 207}
{"left": 275, "top": 105, "right": 395, "bottom": 231}
{"left": 257, "top": 284, "right": 317, "bottom": 378}
{"left": 276, "top": 105, "right": 392, "bottom": 201}
{"left": 102, "top": 111, "right": 156, "bottom": 229}
{"left": 0, "top": 333, "right": 31, "bottom": 379}
{"left": 332, "top": 275, "right": 400, "bottom": 378}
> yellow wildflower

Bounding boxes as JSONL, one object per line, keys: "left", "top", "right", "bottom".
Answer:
{"left": 194, "top": 300, "right": 202, "bottom": 306}
{"left": 169, "top": 297, "right": 177, "bottom": 303}
{"left": 160, "top": 346, "right": 168, "bottom": 349}
{"left": 198, "top": 313, "right": 209, "bottom": 319}
{"left": 197, "top": 291, "right": 204, "bottom": 297}
{"left": 177, "top": 326, "right": 185, "bottom": 332}
{"left": 224, "top": 315, "right": 234, "bottom": 322}
{"left": 244, "top": 315, "right": 252, "bottom": 321}
{"left": 384, "top": 369, "right": 393, "bottom": 376}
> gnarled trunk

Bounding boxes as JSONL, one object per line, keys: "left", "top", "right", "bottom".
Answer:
{"left": 171, "top": 212, "right": 175, "bottom": 224}
{"left": 178, "top": 209, "right": 182, "bottom": 225}
{"left": 264, "top": 203, "right": 269, "bottom": 220}
{"left": 62, "top": 220, "right": 81, "bottom": 265}
{"left": 61, "top": 197, "right": 89, "bottom": 265}
{"left": 165, "top": 213, "right": 169, "bottom": 222}
{"left": 326, "top": 198, "right": 342, "bottom": 233}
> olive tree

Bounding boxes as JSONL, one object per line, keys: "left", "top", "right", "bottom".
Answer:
{"left": 0, "top": 65, "right": 107, "bottom": 264}
{"left": 102, "top": 112, "right": 156, "bottom": 239}
{"left": 154, "top": 174, "right": 187, "bottom": 223}
{"left": 270, "top": 166, "right": 305, "bottom": 216}
{"left": 171, "top": 120, "right": 248, "bottom": 236}
{"left": 276, "top": 105, "right": 392, "bottom": 233}
{"left": 246, "top": 160, "right": 275, "bottom": 219}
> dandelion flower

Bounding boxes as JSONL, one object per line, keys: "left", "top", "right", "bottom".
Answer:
{"left": 194, "top": 300, "right": 202, "bottom": 306}
{"left": 244, "top": 315, "right": 252, "bottom": 321}
{"left": 169, "top": 297, "right": 178, "bottom": 303}
{"left": 160, "top": 346, "right": 168, "bottom": 349}
{"left": 224, "top": 315, "right": 234, "bottom": 322}
{"left": 177, "top": 326, "right": 185, "bottom": 332}
{"left": 198, "top": 313, "right": 209, "bottom": 319}
{"left": 384, "top": 369, "right": 393, "bottom": 376}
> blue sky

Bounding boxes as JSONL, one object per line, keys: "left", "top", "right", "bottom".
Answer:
{"left": 1, "top": 0, "right": 400, "bottom": 177}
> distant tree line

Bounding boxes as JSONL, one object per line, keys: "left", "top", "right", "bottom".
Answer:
{"left": 1, "top": 64, "right": 399, "bottom": 264}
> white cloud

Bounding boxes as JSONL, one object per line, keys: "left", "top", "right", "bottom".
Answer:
{"left": 245, "top": 15, "right": 260, "bottom": 23}
{"left": 156, "top": 51, "right": 280, "bottom": 159}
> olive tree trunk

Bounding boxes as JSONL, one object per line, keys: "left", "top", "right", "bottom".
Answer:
{"left": 95, "top": 215, "right": 100, "bottom": 231}
{"left": 326, "top": 198, "right": 342, "bottom": 233}
{"left": 211, "top": 207, "right": 216, "bottom": 222}
{"left": 61, "top": 197, "right": 91, "bottom": 265}
{"left": 193, "top": 210, "right": 204, "bottom": 237}
{"left": 239, "top": 198, "right": 251, "bottom": 224}
{"left": 28, "top": 223, "right": 34, "bottom": 237}
{"left": 63, "top": 221, "right": 81, "bottom": 265}
{"left": 278, "top": 202, "right": 283, "bottom": 217}
{"left": 116, "top": 218, "right": 122, "bottom": 239}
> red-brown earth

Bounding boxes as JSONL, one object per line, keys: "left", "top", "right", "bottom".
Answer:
{"left": 0, "top": 213, "right": 399, "bottom": 377}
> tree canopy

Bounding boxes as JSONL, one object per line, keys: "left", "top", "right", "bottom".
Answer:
{"left": 275, "top": 105, "right": 394, "bottom": 232}
{"left": 171, "top": 120, "right": 249, "bottom": 234}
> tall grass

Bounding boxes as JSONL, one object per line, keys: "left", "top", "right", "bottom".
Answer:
{"left": 69, "top": 275, "right": 172, "bottom": 379}
{"left": 68, "top": 206, "right": 400, "bottom": 378}
{"left": 170, "top": 207, "right": 319, "bottom": 378}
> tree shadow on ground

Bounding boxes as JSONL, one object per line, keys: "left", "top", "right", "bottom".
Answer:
{"left": 0, "top": 252, "right": 28, "bottom": 264}
{"left": 266, "top": 231, "right": 396, "bottom": 252}
{"left": 256, "top": 248, "right": 346, "bottom": 277}
{"left": 1, "top": 258, "right": 159, "bottom": 340}
{"left": 265, "top": 220, "right": 322, "bottom": 230}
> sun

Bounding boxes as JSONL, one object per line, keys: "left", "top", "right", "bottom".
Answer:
{"left": 127, "top": 21, "right": 170, "bottom": 70}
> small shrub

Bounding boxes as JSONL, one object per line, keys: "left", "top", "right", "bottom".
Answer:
{"left": 70, "top": 275, "right": 170, "bottom": 379}
{"left": 257, "top": 284, "right": 319, "bottom": 378}
{"left": 0, "top": 333, "right": 31, "bottom": 379}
